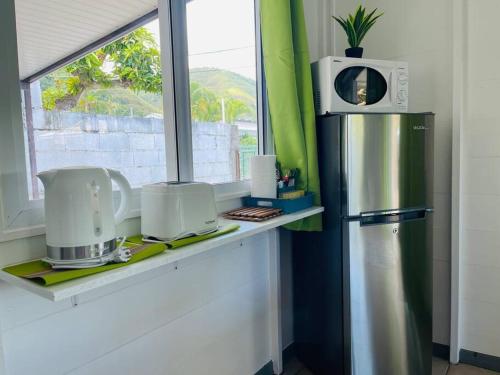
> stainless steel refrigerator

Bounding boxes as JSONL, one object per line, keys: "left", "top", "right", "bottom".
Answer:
{"left": 293, "top": 113, "right": 434, "bottom": 375}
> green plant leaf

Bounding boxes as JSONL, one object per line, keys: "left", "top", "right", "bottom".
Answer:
{"left": 333, "top": 15, "right": 355, "bottom": 46}
{"left": 357, "top": 14, "right": 383, "bottom": 44}
{"left": 332, "top": 15, "right": 348, "bottom": 30}
{"left": 348, "top": 20, "right": 359, "bottom": 47}
{"left": 348, "top": 14, "right": 355, "bottom": 26}
{"left": 343, "top": 18, "right": 357, "bottom": 47}
{"left": 362, "top": 8, "right": 377, "bottom": 24}
{"left": 352, "top": 5, "right": 365, "bottom": 32}
{"left": 360, "top": 10, "right": 383, "bottom": 33}
{"left": 332, "top": 5, "right": 383, "bottom": 48}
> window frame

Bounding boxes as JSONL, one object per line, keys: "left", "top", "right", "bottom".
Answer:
{"left": 172, "top": 0, "right": 266, "bottom": 183}
{"left": 0, "top": 0, "right": 266, "bottom": 242}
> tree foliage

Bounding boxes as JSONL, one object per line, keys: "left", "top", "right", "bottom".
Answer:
{"left": 102, "top": 28, "right": 162, "bottom": 93}
{"left": 240, "top": 133, "right": 257, "bottom": 146}
{"left": 41, "top": 27, "right": 162, "bottom": 111}
{"left": 190, "top": 82, "right": 222, "bottom": 122}
{"left": 189, "top": 82, "right": 250, "bottom": 124}
{"left": 40, "top": 26, "right": 251, "bottom": 123}
{"left": 224, "top": 98, "right": 250, "bottom": 124}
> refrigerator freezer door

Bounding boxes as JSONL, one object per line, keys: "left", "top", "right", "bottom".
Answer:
{"left": 346, "top": 215, "right": 432, "bottom": 375}
{"left": 343, "top": 113, "right": 434, "bottom": 217}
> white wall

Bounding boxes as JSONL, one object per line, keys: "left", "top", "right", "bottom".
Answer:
{"left": 0, "top": 181, "right": 278, "bottom": 375}
{"left": 0, "top": 1, "right": 282, "bottom": 373}
{"left": 302, "top": 0, "right": 453, "bottom": 348}
{"left": 303, "top": 0, "right": 334, "bottom": 62}
{"left": 459, "top": 0, "right": 500, "bottom": 357}
{"left": 329, "top": 0, "right": 453, "bottom": 345}
{"left": 0, "top": 232, "right": 274, "bottom": 375}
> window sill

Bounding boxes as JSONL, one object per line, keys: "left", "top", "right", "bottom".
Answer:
{"left": 0, "top": 206, "right": 324, "bottom": 301}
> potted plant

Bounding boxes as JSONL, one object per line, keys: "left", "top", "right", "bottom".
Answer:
{"left": 333, "top": 5, "right": 383, "bottom": 58}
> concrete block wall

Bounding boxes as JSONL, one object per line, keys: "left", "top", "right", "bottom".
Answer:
{"left": 31, "top": 112, "right": 241, "bottom": 195}
{"left": 192, "top": 122, "right": 240, "bottom": 184}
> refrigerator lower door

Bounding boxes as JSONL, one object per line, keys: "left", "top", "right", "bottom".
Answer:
{"left": 346, "top": 213, "right": 432, "bottom": 375}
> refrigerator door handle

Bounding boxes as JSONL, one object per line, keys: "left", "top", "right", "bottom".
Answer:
{"left": 358, "top": 208, "right": 430, "bottom": 226}
{"left": 359, "top": 207, "right": 430, "bottom": 217}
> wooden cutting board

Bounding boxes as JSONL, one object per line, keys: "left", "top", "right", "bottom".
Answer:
{"left": 223, "top": 207, "right": 283, "bottom": 222}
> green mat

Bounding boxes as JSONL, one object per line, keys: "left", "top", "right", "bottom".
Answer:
{"left": 2, "top": 224, "right": 240, "bottom": 287}
{"left": 2, "top": 242, "right": 166, "bottom": 286}
{"left": 127, "top": 224, "right": 240, "bottom": 248}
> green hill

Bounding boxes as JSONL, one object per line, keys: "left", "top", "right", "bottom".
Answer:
{"left": 189, "top": 68, "right": 257, "bottom": 121}
{"left": 60, "top": 68, "right": 257, "bottom": 120}
{"left": 77, "top": 88, "right": 162, "bottom": 117}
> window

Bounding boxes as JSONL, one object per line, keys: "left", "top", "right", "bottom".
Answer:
{"left": 0, "top": 0, "right": 263, "bottom": 240}
{"left": 186, "top": 0, "right": 259, "bottom": 183}
{"left": 21, "top": 20, "right": 168, "bottom": 199}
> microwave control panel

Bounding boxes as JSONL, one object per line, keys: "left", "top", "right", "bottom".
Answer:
{"left": 396, "top": 69, "right": 409, "bottom": 108}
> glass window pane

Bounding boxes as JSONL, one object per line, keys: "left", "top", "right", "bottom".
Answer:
{"left": 22, "top": 20, "right": 167, "bottom": 199}
{"left": 186, "top": 0, "right": 258, "bottom": 183}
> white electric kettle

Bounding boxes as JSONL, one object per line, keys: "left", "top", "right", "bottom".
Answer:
{"left": 38, "top": 167, "right": 132, "bottom": 261}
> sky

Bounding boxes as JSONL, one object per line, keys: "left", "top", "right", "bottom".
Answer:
{"left": 145, "top": 0, "right": 257, "bottom": 80}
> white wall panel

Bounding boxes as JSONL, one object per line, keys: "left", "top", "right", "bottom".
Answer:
{"left": 463, "top": 229, "right": 500, "bottom": 268}
{"left": 0, "top": 234, "right": 273, "bottom": 375}
{"left": 462, "top": 299, "right": 500, "bottom": 356}
{"left": 71, "top": 280, "right": 270, "bottom": 375}
{"left": 303, "top": 0, "right": 334, "bottom": 62}
{"left": 463, "top": 123, "right": 500, "bottom": 158}
{"left": 298, "top": 0, "right": 454, "bottom": 351}
{"left": 332, "top": 0, "right": 453, "bottom": 345}
{"left": 459, "top": 0, "right": 500, "bottom": 358}
{"left": 0, "top": 282, "right": 72, "bottom": 332}
{"left": 303, "top": 0, "right": 453, "bottom": 346}
{"left": 463, "top": 264, "right": 500, "bottom": 305}
{"left": 463, "top": 158, "right": 500, "bottom": 195}
{"left": 462, "top": 194, "right": 500, "bottom": 232}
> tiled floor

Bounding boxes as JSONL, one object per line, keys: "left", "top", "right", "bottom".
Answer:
{"left": 433, "top": 357, "right": 450, "bottom": 374}
{"left": 433, "top": 356, "right": 500, "bottom": 374}
{"left": 283, "top": 356, "right": 500, "bottom": 375}
{"left": 282, "top": 356, "right": 312, "bottom": 375}
{"left": 281, "top": 356, "right": 312, "bottom": 375}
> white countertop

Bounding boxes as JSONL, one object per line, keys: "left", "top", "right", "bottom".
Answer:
{"left": 0, "top": 207, "right": 323, "bottom": 302}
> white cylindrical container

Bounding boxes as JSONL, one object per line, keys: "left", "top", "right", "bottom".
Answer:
{"left": 250, "top": 155, "right": 277, "bottom": 198}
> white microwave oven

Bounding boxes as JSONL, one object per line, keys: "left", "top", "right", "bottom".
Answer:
{"left": 311, "top": 56, "right": 409, "bottom": 114}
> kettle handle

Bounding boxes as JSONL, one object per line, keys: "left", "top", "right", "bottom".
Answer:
{"left": 107, "top": 169, "right": 132, "bottom": 225}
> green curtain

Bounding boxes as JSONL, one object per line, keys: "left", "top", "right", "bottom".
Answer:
{"left": 260, "top": 0, "right": 322, "bottom": 231}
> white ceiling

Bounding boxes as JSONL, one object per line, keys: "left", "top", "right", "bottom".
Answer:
{"left": 15, "top": 0, "right": 158, "bottom": 80}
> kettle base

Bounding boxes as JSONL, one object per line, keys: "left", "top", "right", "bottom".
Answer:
{"left": 46, "top": 238, "right": 117, "bottom": 261}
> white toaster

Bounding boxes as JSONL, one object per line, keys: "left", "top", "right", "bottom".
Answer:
{"left": 141, "top": 182, "right": 218, "bottom": 241}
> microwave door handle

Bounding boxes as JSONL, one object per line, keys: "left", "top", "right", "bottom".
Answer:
{"left": 387, "top": 71, "right": 393, "bottom": 101}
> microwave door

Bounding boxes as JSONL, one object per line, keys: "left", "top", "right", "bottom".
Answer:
{"left": 335, "top": 68, "right": 366, "bottom": 105}
{"left": 334, "top": 66, "right": 388, "bottom": 108}
{"left": 356, "top": 68, "right": 368, "bottom": 106}
{"left": 387, "top": 70, "right": 393, "bottom": 103}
